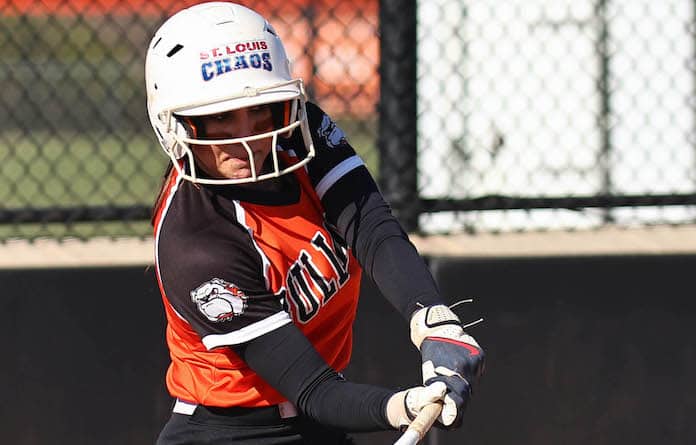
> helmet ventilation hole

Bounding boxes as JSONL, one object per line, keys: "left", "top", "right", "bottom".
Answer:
{"left": 166, "top": 44, "right": 184, "bottom": 57}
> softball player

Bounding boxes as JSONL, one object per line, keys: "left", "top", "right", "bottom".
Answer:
{"left": 146, "top": 3, "right": 484, "bottom": 444}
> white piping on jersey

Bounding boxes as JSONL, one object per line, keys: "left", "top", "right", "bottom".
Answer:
{"left": 314, "top": 155, "right": 364, "bottom": 199}
{"left": 154, "top": 172, "right": 191, "bottom": 325}
{"left": 232, "top": 200, "right": 271, "bottom": 290}
{"left": 201, "top": 311, "right": 292, "bottom": 349}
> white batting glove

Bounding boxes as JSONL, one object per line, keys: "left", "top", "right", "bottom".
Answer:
{"left": 385, "top": 381, "right": 447, "bottom": 429}
{"left": 410, "top": 304, "right": 485, "bottom": 428}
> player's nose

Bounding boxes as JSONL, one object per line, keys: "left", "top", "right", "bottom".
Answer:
{"left": 236, "top": 109, "right": 254, "bottom": 137}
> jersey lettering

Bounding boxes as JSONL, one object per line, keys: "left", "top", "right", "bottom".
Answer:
{"left": 285, "top": 231, "right": 351, "bottom": 323}
{"left": 287, "top": 259, "right": 320, "bottom": 322}
{"left": 312, "top": 232, "right": 349, "bottom": 286}
{"left": 300, "top": 250, "right": 338, "bottom": 304}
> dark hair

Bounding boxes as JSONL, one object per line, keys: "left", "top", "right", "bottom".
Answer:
{"left": 151, "top": 162, "right": 175, "bottom": 227}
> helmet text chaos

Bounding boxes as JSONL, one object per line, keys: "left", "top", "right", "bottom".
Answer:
{"left": 199, "top": 40, "right": 272, "bottom": 81}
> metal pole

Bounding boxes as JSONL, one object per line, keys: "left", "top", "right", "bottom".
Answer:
{"left": 303, "top": 4, "right": 317, "bottom": 100}
{"left": 595, "top": 0, "right": 614, "bottom": 222}
{"left": 378, "top": 0, "right": 419, "bottom": 232}
{"left": 692, "top": 0, "right": 696, "bottom": 193}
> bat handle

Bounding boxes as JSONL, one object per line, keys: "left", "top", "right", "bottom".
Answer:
{"left": 393, "top": 402, "right": 443, "bottom": 445}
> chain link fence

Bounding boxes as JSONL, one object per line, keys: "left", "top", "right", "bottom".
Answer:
{"left": 1, "top": 0, "right": 695, "bottom": 240}
{"left": 416, "top": 0, "right": 696, "bottom": 233}
{"left": 0, "top": 0, "right": 378, "bottom": 240}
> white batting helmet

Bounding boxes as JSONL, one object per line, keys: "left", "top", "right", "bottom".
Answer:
{"left": 145, "top": 2, "right": 315, "bottom": 184}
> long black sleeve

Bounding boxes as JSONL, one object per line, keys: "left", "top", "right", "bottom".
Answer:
{"left": 232, "top": 322, "right": 394, "bottom": 431}
{"left": 321, "top": 166, "right": 446, "bottom": 319}
{"left": 284, "top": 101, "right": 445, "bottom": 319}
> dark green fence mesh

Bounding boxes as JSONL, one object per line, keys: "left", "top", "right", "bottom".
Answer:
{"left": 1, "top": 0, "right": 695, "bottom": 240}
{"left": 0, "top": 0, "right": 378, "bottom": 240}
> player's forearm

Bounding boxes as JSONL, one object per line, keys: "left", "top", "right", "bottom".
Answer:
{"left": 322, "top": 167, "right": 445, "bottom": 318}
{"left": 232, "top": 322, "right": 393, "bottom": 431}
{"left": 297, "top": 368, "right": 394, "bottom": 431}
{"left": 366, "top": 229, "right": 445, "bottom": 316}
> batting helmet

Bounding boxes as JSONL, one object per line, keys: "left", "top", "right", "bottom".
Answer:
{"left": 145, "top": 2, "right": 315, "bottom": 184}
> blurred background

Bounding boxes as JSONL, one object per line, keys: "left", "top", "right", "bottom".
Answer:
{"left": 1, "top": 0, "right": 695, "bottom": 444}
{"left": 2, "top": 0, "right": 695, "bottom": 238}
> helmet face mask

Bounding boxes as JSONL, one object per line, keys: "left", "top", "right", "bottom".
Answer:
{"left": 176, "top": 99, "right": 297, "bottom": 140}
{"left": 145, "top": 2, "right": 315, "bottom": 185}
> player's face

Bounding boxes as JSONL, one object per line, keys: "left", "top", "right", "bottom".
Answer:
{"left": 191, "top": 105, "right": 274, "bottom": 180}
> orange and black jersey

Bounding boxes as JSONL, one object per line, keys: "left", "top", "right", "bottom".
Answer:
{"left": 153, "top": 103, "right": 445, "bottom": 411}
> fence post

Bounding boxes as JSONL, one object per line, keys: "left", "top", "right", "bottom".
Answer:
{"left": 595, "top": 0, "right": 614, "bottom": 223}
{"left": 378, "top": 0, "right": 419, "bottom": 232}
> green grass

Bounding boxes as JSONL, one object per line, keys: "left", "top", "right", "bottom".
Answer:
{"left": 0, "top": 130, "right": 167, "bottom": 209}
{"left": 0, "top": 14, "right": 157, "bottom": 63}
{"left": 0, "top": 220, "right": 156, "bottom": 241}
{"left": 0, "top": 14, "right": 379, "bottom": 240}
{"left": 0, "top": 122, "right": 379, "bottom": 240}
{"left": 0, "top": 129, "right": 167, "bottom": 240}
{"left": 0, "top": 123, "right": 377, "bottom": 210}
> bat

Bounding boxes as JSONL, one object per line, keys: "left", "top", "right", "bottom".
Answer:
{"left": 393, "top": 402, "right": 443, "bottom": 445}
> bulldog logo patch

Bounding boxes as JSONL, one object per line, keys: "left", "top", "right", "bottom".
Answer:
{"left": 317, "top": 114, "right": 347, "bottom": 149}
{"left": 190, "top": 278, "right": 248, "bottom": 322}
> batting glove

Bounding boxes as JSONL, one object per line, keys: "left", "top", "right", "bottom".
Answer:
{"left": 410, "top": 304, "right": 485, "bottom": 429}
{"left": 385, "top": 381, "right": 447, "bottom": 429}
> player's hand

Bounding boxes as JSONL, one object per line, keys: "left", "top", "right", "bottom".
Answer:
{"left": 410, "top": 305, "right": 485, "bottom": 429}
{"left": 385, "top": 381, "right": 447, "bottom": 429}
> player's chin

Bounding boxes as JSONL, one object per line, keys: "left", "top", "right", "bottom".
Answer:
{"left": 226, "top": 168, "right": 253, "bottom": 180}
{"left": 221, "top": 154, "right": 268, "bottom": 180}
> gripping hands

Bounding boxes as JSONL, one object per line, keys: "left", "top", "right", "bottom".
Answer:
{"left": 386, "top": 381, "right": 446, "bottom": 429}
{"left": 410, "top": 305, "right": 485, "bottom": 428}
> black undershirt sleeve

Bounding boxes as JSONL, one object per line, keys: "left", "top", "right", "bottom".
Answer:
{"left": 322, "top": 167, "right": 446, "bottom": 319}
{"left": 231, "top": 322, "right": 394, "bottom": 431}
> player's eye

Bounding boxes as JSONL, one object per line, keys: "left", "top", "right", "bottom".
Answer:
{"left": 249, "top": 105, "right": 270, "bottom": 114}
{"left": 251, "top": 107, "right": 273, "bottom": 131}
{"left": 212, "top": 111, "right": 232, "bottom": 121}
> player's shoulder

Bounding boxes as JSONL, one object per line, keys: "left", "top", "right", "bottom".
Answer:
{"left": 296, "top": 102, "right": 367, "bottom": 196}
{"left": 304, "top": 100, "right": 325, "bottom": 120}
{"left": 156, "top": 181, "right": 252, "bottom": 263}
{"left": 156, "top": 192, "right": 267, "bottom": 304}
{"left": 157, "top": 180, "right": 218, "bottom": 235}
{"left": 305, "top": 101, "right": 349, "bottom": 150}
